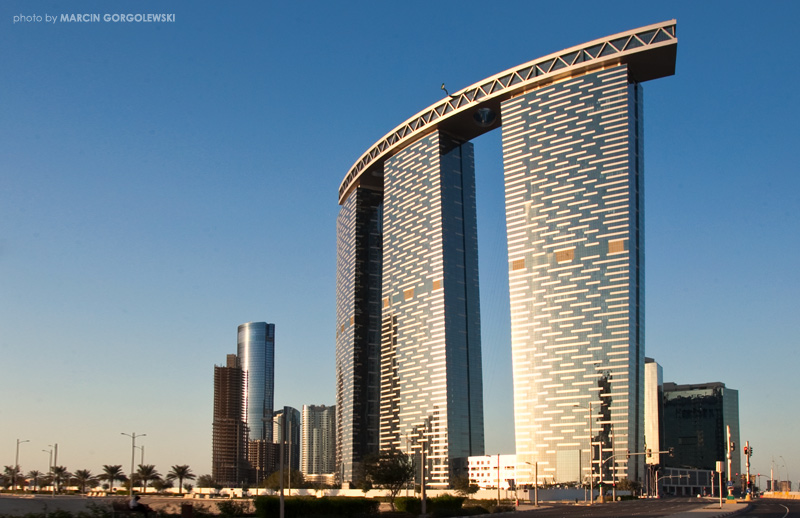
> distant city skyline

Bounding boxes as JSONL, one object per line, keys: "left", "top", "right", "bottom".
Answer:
{"left": 2, "top": 1, "right": 798, "bottom": 481}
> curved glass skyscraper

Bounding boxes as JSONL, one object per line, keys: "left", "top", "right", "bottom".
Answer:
{"left": 336, "top": 21, "right": 677, "bottom": 487}
{"left": 237, "top": 322, "right": 275, "bottom": 443}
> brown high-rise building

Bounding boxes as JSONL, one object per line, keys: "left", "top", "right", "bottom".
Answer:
{"left": 212, "top": 354, "right": 250, "bottom": 486}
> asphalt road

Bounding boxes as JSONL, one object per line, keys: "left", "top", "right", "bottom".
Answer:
{"left": 740, "top": 498, "right": 800, "bottom": 517}
{"left": 513, "top": 498, "right": 715, "bottom": 517}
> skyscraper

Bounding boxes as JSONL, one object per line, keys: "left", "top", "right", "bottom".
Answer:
{"left": 274, "top": 406, "right": 301, "bottom": 472}
{"left": 212, "top": 354, "right": 249, "bottom": 487}
{"left": 237, "top": 321, "right": 275, "bottom": 483}
{"left": 504, "top": 63, "right": 647, "bottom": 484}
{"left": 302, "top": 405, "right": 336, "bottom": 477}
{"left": 336, "top": 21, "right": 677, "bottom": 487}
{"left": 335, "top": 187, "right": 383, "bottom": 484}
{"left": 379, "top": 131, "right": 484, "bottom": 488}
{"left": 662, "top": 381, "right": 740, "bottom": 476}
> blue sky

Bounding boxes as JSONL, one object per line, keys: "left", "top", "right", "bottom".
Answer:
{"left": 2, "top": 1, "right": 798, "bottom": 482}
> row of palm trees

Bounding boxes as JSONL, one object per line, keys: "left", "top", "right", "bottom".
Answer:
{"left": 1, "top": 464, "right": 196, "bottom": 495}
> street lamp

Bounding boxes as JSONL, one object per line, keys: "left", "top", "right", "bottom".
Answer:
{"left": 14, "top": 439, "right": 30, "bottom": 491}
{"left": 574, "top": 401, "right": 596, "bottom": 504}
{"left": 656, "top": 474, "right": 688, "bottom": 496}
{"left": 47, "top": 444, "right": 58, "bottom": 496}
{"left": 272, "top": 414, "right": 285, "bottom": 518}
{"left": 485, "top": 454, "right": 501, "bottom": 506}
{"left": 524, "top": 461, "right": 538, "bottom": 506}
{"left": 779, "top": 456, "right": 790, "bottom": 489}
{"left": 121, "top": 432, "right": 145, "bottom": 495}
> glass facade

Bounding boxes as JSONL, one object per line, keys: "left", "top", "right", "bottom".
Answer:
{"left": 237, "top": 321, "right": 275, "bottom": 482}
{"left": 335, "top": 187, "right": 383, "bottom": 483}
{"left": 662, "top": 382, "right": 740, "bottom": 476}
{"left": 502, "top": 65, "right": 645, "bottom": 485}
{"left": 302, "top": 404, "right": 337, "bottom": 476}
{"left": 274, "top": 406, "right": 301, "bottom": 472}
{"left": 336, "top": 24, "right": 678, "bottom": 489}
{"left": 380, "top": 131, "right": 484, "bottom": 488}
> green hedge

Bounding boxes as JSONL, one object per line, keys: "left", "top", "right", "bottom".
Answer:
{"left": 394, "top": 497, "right": 421, "bottom": 514}
{"left": 253, "top": 496, "right": 379, "bottom": 517}
{"left": 394, "top": 495, "right": 468, "bottom": 517}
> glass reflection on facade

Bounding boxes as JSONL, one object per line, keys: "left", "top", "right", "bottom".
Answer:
{"left": 502, "top": 65, "right": 645, "bottom": 485}
{"left": 301, "top": 404, "right": 336, "bottom": 476}
{"left": 238, "top": 321, "right": 275, "bottom": 482}
{"left": 335, "top": 186, "right": 383, "bottom": 484}
{"left": 335, "top": 22, "right": 678, "bottom": 488}
{"left": 380, "top": 131, "right": 484, "bottom": 488}
{"left": 662, "top": 382, "right": 740, "bottom": 475}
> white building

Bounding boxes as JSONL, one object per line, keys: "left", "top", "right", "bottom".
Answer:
{"left": 301, "top": 404, "right": 336, "bottom": 477}
{"left": 468, "top": 454, "right": 519, "bottom": 490}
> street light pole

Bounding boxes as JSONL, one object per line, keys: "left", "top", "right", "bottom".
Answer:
{"left": 779, "top": 456, "right": 790, "bottom": 490}
{"left": 14, "top": 439, "right": 30, "bottom": 491}
{"left": 49, "top": 444, "right": 58, "bottom": 496}
{"left": 497, "top": 454, "right": 501, "bottom": 507}
{"left": 588, "top": 401, "right": 594, "bottom": 505}
{"left": 121, "top": 432, "right": 145, "bottom": 496}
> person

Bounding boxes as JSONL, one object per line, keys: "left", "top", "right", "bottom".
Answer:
{"left": 129, "top": 495, "right": 152, "bottom": 516}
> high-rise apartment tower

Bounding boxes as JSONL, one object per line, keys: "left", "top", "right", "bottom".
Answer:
{"left": 237, "top": 321, "right": 275, "bottom": 483}
{"left": 212, "top": 354, "right": 249, "bottom": 486}
{"left": 301, "top": 405, "right": 336, "bottom": 477}
{"left": 336, "top": 21, "right": 677, "bottom": 487}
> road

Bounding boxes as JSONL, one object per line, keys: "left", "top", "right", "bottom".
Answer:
{"left": 510, "top": 498, "right": 800, "bottom": 518}
{"left": 740, "top": 499, "right": 800, "bottom": 517}
{"left": 513, "top": 499, "right": 721, "bottom": 517}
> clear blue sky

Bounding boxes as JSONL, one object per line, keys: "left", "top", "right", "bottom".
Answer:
{"left": 2, "top": 0, "right": 798, "bottom": 483}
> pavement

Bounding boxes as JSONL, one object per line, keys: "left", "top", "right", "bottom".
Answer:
{"left": 0, "top": 494, "right": 752, "bottom": 518}
{"left": 662, "top": 501, "right": 750, "bottom": 518}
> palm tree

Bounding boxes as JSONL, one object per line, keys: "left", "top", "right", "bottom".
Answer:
{"left": 136, "top": 464, "right": 161, "bottom": 494}
{"left": 73, "top": 469, "right": 97, "bottom": 494}
{"left": 100, "top": 464, "right": 126, "bottom": 492}
{"left": 166, "top": 465, "right": 196, "bottom": 495}
{"left": 26, "top": 470, "right": 43, "bottom": 492}
{"left": 3, "top": 466, "right": 18, "bottom": 490}
{"left": 51, "top": 466, "right": 70, "bottom": 493}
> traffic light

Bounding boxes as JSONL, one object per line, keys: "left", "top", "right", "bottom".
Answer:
{"left": 730, "top": 442, "right": 736, "bottom": 452}
{"left": 669, "top": 447, "right": 674, "bottom": 457}
{"left": 626, "top": 449, "right": 630, "bottom": 459}
{"left": 750, "top": 446, "right": 754, "bottom": 457}
{"left": 646, "top": 448, "right": 651, "bottom": 458}
{"left": 743, "top": 446, "right": 749, "bottom": 455}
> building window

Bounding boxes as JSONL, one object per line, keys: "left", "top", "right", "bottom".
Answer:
{"left": 609, "top": 239, "right": 626, "bottom": 254}
{"left": 432, "top": 279, "right": 442, "bottom": 291}
{"left": 511, "top": 258, "right": 526, "bottom": 271}
{"left": 404, "top": 288, "right": 414, "bottom": 300}
{"left": 555, "top": 248, "right": 575, "bottom": 263}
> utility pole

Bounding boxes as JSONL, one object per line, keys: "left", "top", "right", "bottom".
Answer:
{"left": 588, "top": 401, "right": 593, "bottom": 505}
{"left": 744, "top": 441, "right": 752, "bottom": 500}
{"left": 496, "top": 453, "right": 501, "bottom": 506}
{"left": 726, "top": 426, "right": 733, "bottom": 500}
{"left": 14, "top": 439, "right": 30, "bottom": 491}
{"left": 121, "top": 433, "right": 145, "bottom": 496}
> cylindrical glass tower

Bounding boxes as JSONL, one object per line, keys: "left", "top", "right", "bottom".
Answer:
{"left": 237, "top": 322, "right": 275, "bottom": 443}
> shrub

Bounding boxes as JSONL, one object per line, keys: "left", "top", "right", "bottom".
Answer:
{"left": 429, "top": 494, "right": 464, "bottom": 517}
{"left": 253, "top": 496, "right": 378, "bottom": 518}
{"left": 394, "top": 497, "right": 421, "bottom": 514}
{"left": 216, "top": 499, "right": 249, "bottom": 517}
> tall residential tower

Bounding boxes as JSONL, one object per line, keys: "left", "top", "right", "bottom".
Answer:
{"left": 336, "top": 21, "right": 677, "bottom": 488}
{"left": 237, "top": 321, "right": 276, "bottom": 483}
